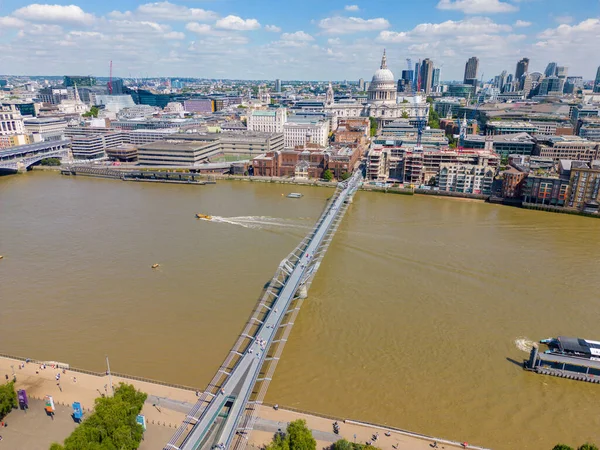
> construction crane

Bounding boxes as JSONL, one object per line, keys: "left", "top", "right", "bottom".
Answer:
{"left": 108, "top": 60, "right": 113, "bottom": 95}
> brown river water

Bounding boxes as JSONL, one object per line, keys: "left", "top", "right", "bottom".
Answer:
{"left": 1, "top": 171, "right": 599, "bottom": 449}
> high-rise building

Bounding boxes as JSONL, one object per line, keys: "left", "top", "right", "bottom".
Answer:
{"left": 414, "top": 61, "right": 421, "bottom": 90}
{"left": 420, "top": 59, "right": 434, "bottom": 94}
{"left": 515, "top": 58, "right": 529, "bottom": 80}
{"left": 594, "top": 66, "right": 600, "bottom": 93}
{"left": 64, "top": 75, "right": 96, "bottom": 87}
{"left": 358, "top": 78, "right": 365, "bottom": 91}
{"left": 464, "top": 57, "right": 479, "bottom": 84}
{"left": 544, "top": 62, "right": 557, "bottom": 78}
{"left": 398, "top": 70, "right": 413, "bottom": 93}
{"left": 432, "top": 68, "right": 440, "bottom": 90}
{"left": 538, "top": 76, "right": 561, "bottom": 96}
{"left": 275, "top": 79, "right": 281, "bottom": 93}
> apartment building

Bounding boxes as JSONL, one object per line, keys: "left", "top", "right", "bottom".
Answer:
{"left": 536, "top": 136, "right": 599, "bottom": 161}
{"left": 566, "top": 161, "right": 600, "bottom": 213}
{"left": 438, "top": 164, "right": 495, "bottom": 195}
{"left": 247, "top": 108, "right": 287, "bottom": 133}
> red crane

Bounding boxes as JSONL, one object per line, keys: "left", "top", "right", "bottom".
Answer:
{"left": 108, "top": 60, "right": 113, "bottom": 95}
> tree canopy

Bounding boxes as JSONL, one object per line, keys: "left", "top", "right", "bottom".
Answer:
{"left": 0, "top": 381, "right": 17, "bottom": 420}
{"left": 331, "top": 439, "right": 382, "bottom": 450}
{"left": 369, "top": 117, "right": 377, "bottom": 137}
{"left": 265, "top": 419, "right": 316, "bottom": 450}
{"left": 82, "top": 106, "right": 99, "bottom": 118}
{"left": 428, "top": 106, "right": 440, "bottom": 129}
{"left": 323, "top": 169, "right": 333, "bottom": 182}
{"left": 49, "top": 383, "right": 147, "bottom": 450}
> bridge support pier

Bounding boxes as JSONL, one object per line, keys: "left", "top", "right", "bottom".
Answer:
{"left": 296, "top": 285, "right": 308, "bottom": 299}
{"left": 16, "top": 162, "right": 28, "bottom": 174}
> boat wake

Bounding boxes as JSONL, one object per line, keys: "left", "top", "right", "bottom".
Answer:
{"left": 514, "top": 337, "right": 535, "bottom": 353}
{"left": 204, "top": 215, "right": 308, "bottom": 230}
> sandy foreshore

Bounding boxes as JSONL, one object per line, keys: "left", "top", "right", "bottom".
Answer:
{"left": 0, "top": 356, "right": 488, "bottom": 449}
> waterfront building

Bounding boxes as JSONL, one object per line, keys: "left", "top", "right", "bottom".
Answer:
{"left": 0, "top": 105, "right": 25, "bottom": 136}
{"left": 535, "top": 136, "right": 599, "bottom": 162}
{"left": 23, "top": 117, "right": 68, "bottom": 142}
{"left": 70, "top": 131, "right": 127, "bottom": 160}
{"left": 501, "top": 166, "right": 528, "bottom": 198}
{"left": 522, "top": 174, "right": 569, "bottom": 206}
{"left": 438, "top": 163, "right": 495, "bottom": 195}
{"left": 324, "top": 51, "right": 429, "bottom": 126}
{"left": 464, "top": 57, "right": 479, "bottom": 84}
{"left": 247, "top": 108, "right": 287, "bottom": 133}
{"left": 366, "top": 146, "right": 390, "bottom": 182}
{"left": 462, "top": 133, "right": 536, "bottom": 158}
{"left": 566, "top": 160, "right": 600, "bottom": 213}
{"left": 284, "top": 116, "right": 329, "bottom": 148}
{"left": 106, "top": 144, "right": 137, "bottom": 162}
{"left": 137, "top": 138, "right": 221, "bottom": 166}
{"left": 178, "top": 131, "right": 284, "bottom": 156}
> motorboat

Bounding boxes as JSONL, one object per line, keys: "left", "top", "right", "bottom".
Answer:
{"left": 152, "top": 264, "right": 160, "bottom": 269}
{"left": 196, "top": 214, "right": 212, "bottom": 220}
{"left": 287, "top": 193, "right": 303, "bottom": 198}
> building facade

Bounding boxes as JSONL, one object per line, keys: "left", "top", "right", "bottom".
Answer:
{"left": 0, "top": 105, "right": 24, "bottom": 136}
{"left": 464, "top": 57, "right": 479, "bottom": 84}
{"left": 283, "top": 117, "right": 329, "bottom": 148}
{"left": 247, "top": 108, "right": 287, "bottom": 133}
{"left": 566, "top": 161, "right": 600, "bottom": 213}
{"left": 438, "top": 164, "right": 495, "bottom": 195}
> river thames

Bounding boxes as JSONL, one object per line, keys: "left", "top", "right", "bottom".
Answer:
{"left": 1, "top": 171, "right": 599, "bottom": 449}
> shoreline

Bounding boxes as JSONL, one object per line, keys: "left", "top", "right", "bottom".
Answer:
{"left": 0, "top": 354, "right": 489, "bottom": 449}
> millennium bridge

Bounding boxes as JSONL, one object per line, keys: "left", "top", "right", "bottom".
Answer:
{"left": 164, "top": 169, "right": 363, "bottom": 450}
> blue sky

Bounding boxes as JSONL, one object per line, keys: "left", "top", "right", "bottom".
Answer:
{"left": 0, "top": 0, "right": 599, "bottom": 80}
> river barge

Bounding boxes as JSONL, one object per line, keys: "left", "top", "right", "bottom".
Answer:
{"left": 524, "top": 337, "right": 600, "bottom": 384}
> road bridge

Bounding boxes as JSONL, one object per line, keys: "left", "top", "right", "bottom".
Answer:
{"left": 164, "top": 170, "right": 363, "bottom": 450}
{"left": 0, "top": 139, "right": 70, "bottom": 173}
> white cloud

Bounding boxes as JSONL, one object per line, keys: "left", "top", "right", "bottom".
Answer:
{"left": 377, "top": 31, "right": 409, "bottom": 42}
{"left": 164, "top": 31, "right": 185, "bottom": 40}
{"left": 265, "top": 24, "right": 282, "bottom": 32}
{"left": 185, "top": 22, "right": 212, "bottom": 34}
{"left": 379, "top": 17, "right": 511, "bottom": 42}
{"left": 0, "top": 16, "right": 26, "bottom": 28}
{"left": 344, "top": 5, "right": 360, "bottom": 11}
{"left": 318, "top": 16, "right": 390, "bottom": 34}
{"left": 436, "top": 0, "right": 518, "bottom": 14}
{"left": 554, "top": 15, "right": 574, "bottom": 24}
{"left": 281, "top": 31, "right": 314, "bottom": 41}
{"left": 514, "top": 20, "right": 531, "bottom": 27}
{"left": 135, "top": 2, "right": 217, "bottom": 22}
{"left": 215, "top": 15, "right": 260, "bottom": 31}
{"left": 13, "top": 4, "right": 94, "bottom": 24}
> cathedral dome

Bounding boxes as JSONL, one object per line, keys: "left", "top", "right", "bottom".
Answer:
{"left": 372, "top": 68, "right": 395, "bottom": 83}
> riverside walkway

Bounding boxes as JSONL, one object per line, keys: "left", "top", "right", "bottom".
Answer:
{"left": 164, "top": 170, "right": 363, "bottom": 450}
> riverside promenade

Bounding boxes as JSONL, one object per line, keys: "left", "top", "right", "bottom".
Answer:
{"left": 0, "top": 355, "right": 488, "bottom": 449}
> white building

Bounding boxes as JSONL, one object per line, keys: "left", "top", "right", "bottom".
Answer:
{"left": 0, "top": 105, "right": 25, "bottom": 135}
{"left": 284, "top": 117, "right": 329, "bottom": 148}
{"left": 24, "top": 117, "right": 68, "bottom": 142}
{"left": 247, "top": 108, "right": 287, "bottom": 133}
{"left": 57, "top": 86, "right": 89, "bottom": 115}
{"left": 366, "top": 146, "right": 389, "bottom": 182}
{"left": 164, "top": 102, "right": 184, "bottom": 114}
{"left": 438, "top": 163, "right": 495, "bottom": 195}
{"left": 324, "top": 50, "right": 429, "bottom": 126}
{"left": 93, "top": 94, "right": 136, "bottom": 114}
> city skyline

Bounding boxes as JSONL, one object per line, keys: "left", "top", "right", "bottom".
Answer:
{"left": 0, "top": 0, "right": 599, "bottom": 80}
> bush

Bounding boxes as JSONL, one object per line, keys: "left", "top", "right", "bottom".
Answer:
{"left": 51, "top": 383, "right": 147, "bottom": 450}
{"left": 578, "top": 445, "right": 599, "bottom": 450}
{"left": 322, "top": 169, "right": 333, "bottom": 182}
{"left": 0, "top": 381, "right": 17, "bottom": 420}
{"left": 340, "top": 172, "right": 351, "bottom": 181}
{"left": 552, "top": 446, "right": 574, "bottom": 450}
{"left": 40, "top": 158, "right": 61, "bottom": 166}
{"left": 331, "top": 439, "right": 381, "bottom": 450}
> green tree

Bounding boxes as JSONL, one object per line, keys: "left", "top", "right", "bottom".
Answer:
{"left": 56, "top": 383, "right": 147, "bottom": 450}
{"left": 369, "top": 116, "right": 377, "bottom": 137}
{"left": 323, "top": 169, "right": 334, "bottom": 182}
{"left": 578, "top": 444, "right": 599, "bottom": 450}
{"left": 552, "top": 445, "right": 574, "bottom": 450}
{"left": 40, "top": 157, "right": 61, "bottom": 166}
{"left": 340, "top": 172, "right": 351, "bottom": 181}
{"left": 427, "top": 176, "right": 437, "bottom": 186}
{"left": 331, "top": 440, "right": 381, "bottom": 450}
{"left": 428, "top": 106, "right": 440, "bottom": 129}
{"left": 266, "top": 420, "right": 315, "bottom": 450}
{"left": 401, "top": 110, "right": 409, "bottom": 119}
{"left": 49, "top": 444, "right": 65, "bottom": 450}
{"left": 287, "top": 419, "right": 316, "bottom": 450}
{"left": 0, "top": 381, "right": 17, "bottom": 420}
{"left": 82, "top": 106, "right": 99, "bottom": 118}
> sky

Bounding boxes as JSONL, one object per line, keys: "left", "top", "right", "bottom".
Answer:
{"left": 0, "top": 0, "right": 599, "bottom": 81}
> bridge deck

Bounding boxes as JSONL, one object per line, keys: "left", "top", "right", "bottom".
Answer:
{"left": 164, "top": 171, "right": 362, "bottom": 450}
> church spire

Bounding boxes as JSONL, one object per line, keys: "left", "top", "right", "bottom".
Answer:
{"left": 380, "top": 49, "right": 387, "bottom": 70}
{"left": 74, "top": 83, "right": 81, "bottom": 103}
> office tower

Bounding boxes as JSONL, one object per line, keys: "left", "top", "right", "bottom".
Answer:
{"left": 464, "top": 57, "right": 479, "bottom": 84}
{"left": 515, "top": 58, "right": 529, "bottom": 80}
{"left": 275, "top": 79, "right": 281, "bottom": 93}
{"left": 414, "top": 61, "right": 420, "bottom": 90}
{"left": 358, "top": 78, "right": 365, "bottom": 91}
{"left": 420, "top": 58, "right": 434, "bottom": 94}
{"left": 432, "top": 68, "right": 440, "bottom": 89}
{"left": 544, "top": 62, "right": 557, "bottom": 78}
{"left": 594, "top": 66, "right": 600, "bottom": 93}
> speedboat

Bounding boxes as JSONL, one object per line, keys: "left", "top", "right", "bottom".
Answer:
{"left": 196, "top": 214, "right": 212, "bottom": 220}
{"left": 287, "top": 193, "right": 303, "bottom": 198}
